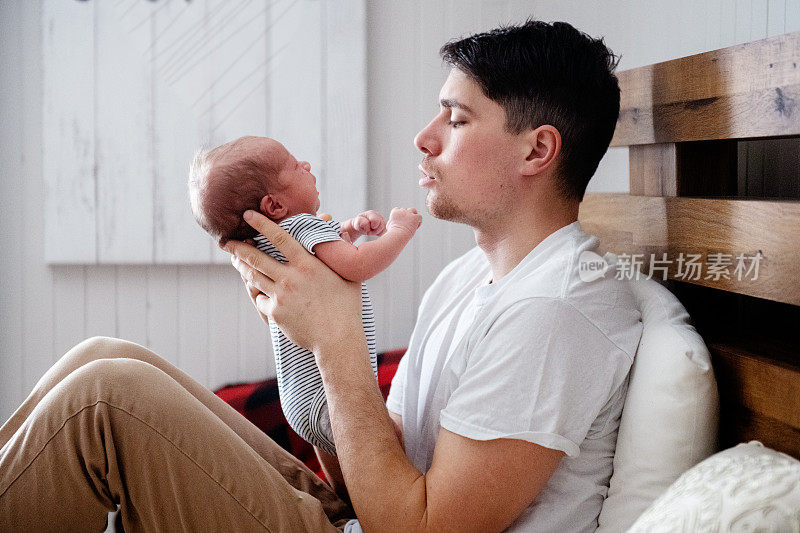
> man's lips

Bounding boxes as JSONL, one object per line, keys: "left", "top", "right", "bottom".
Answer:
{"left": 418, "top": 164, "right": 436, "bottom": 187}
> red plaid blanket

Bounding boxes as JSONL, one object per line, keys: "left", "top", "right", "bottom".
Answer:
{"left": 214, "top": 349, "right": 406, "bottom": 480}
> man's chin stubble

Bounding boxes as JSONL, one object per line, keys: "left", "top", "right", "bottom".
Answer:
{"left": 426, "top": 191, "right": 467, "bottom": 224}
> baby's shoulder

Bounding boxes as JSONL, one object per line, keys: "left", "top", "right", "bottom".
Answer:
{"left": 281, "top": 213, "right": 341, "bottom": 235}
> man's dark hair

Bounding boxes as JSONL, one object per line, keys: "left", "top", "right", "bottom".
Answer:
{"left": 440, "top": 20, "right": 620, "bottom": 202}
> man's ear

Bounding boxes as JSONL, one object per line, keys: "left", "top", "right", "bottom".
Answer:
{"left": 520, "top": 125, "right": 561, "bottom": 177}
{"left": 259, "top": 194, "right": 286, "bottom": 220}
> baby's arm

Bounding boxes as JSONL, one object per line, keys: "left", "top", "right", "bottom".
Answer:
{"left": 314, "top": 208, "right": 422, "bottom": 282}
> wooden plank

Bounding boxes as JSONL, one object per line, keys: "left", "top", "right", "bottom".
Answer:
{"left": 145, "top": 266, "right": 180, "bottom": 366}
{"left": 788, "top": 0, "right": 800, "bottom": 33}
{"left": 611, "top": 31, "right": 800, "bottom": 146}
{"left": 381, "top": 0, "right": 421, "bottom": 351}
{"left": 0, "top": 0, "right": 25, "bottom": 420}
{"left": 207, "top": 266, "right": 241, "bottom": 390}
{"left": 42, "top": 0, "right": 96, "bottom": 263}
{"left": 51, "top": 266, "right": 87, "bottom": 361}
{"left": 767, "top": 0, "right": 786, "bottom": 38}
{"left": 151, "top": 0, "right": 213, "bottom": 264}
{"left": 115, "top": 267, "right": 149, "bottom": 347}
{"left": 710, "top": 343, "right": 800, "bottom": 429}
{"left": 413, "top": 0, "right": 452, "bottom": 325}
{"left": 578, "top": 194, "right": 800, "bottom": 305}
{"left": 85, "top": 266, "right": 118, "bottom": 338}
{"left": 22, "top": 0, "right": 56, "bottom": 394}
{"left": 95, "top": 0, "right": 154, "bottom": 263}
{"left": 237, "top": 277, "right": 275, "bottom": 381}
{"left": 710, "top": 343, "right": 800, "bottom": 458}
{"left": 177, "top": 266, "right": 209, "bottom": 385}
{"left": 628, "top": 143, "right": 677, "bottom": 196}
{"left": 719, "top": 404, "right": 800, "bottom": 459}
{"left": 206, "top": 0, "right": 270, "bottom": 265}
{"left": 322, "top": 0, "right": 368, "bottom": 223}
{"left": 269, "top": 0, "right": 323, "bottom": 205}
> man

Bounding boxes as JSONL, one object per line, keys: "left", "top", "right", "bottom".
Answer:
{"left": 0, "top": 20, "right": 640, "bottom": 533}
{"left": 228, "top": 20, "right": 642, "bottom": 532}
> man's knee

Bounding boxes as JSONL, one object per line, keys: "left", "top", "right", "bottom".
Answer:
{"left": 73, "top": 335, "right": 129, "bottom": 354}
{"left": 63, "top": 358, "right": 162, "bottom": 404}
{"left": 30, "top": 358, "right": 163, "bottom": 429}
{"left": 63, "top": 336, "right": 146, "bottom": 367}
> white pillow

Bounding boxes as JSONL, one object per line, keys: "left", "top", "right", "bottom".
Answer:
{"left": 597, "top": 276, "right": 719, "bottom": 532}
{"left": 629, "top": 441, "right": 800, "bottom": 532}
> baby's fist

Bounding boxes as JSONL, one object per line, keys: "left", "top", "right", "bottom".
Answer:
{"left": 387, "top": 207, "right": 422, "bottom": 236}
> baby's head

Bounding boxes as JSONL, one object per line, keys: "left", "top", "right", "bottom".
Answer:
{"left": 188, "top": 136, "right": 319, "bottom": 246}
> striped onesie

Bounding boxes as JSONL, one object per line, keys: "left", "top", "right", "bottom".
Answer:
{"left": 253, "top": 213, "right": 377, "bottom": 455}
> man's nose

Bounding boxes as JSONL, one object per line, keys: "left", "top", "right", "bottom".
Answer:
{"left": 414, "top": 118, "right": 441, "bottom": 156}
{"left": 301, "top": 161, "right": 311, "bottom": 172}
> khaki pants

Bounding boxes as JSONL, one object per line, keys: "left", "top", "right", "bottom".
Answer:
{"left": 0, "top": 337, "right": 354, "bottom": 532}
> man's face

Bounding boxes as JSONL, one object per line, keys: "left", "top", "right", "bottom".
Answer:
{"left": 414, "top": 68, "right": 522, "bottom": 227}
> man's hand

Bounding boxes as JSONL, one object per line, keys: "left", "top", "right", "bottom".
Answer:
{"left": 387, "top": 207, "right": 423, "bottom": 237}
{"left": 223, "top": 210, "right": 365, "bottom": 356}
{"left": 340, "top": 210, "right": 387, "bottom": 244}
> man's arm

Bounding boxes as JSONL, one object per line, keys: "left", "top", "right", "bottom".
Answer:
{"left": 314, "top": 410, "right": 404, "bottom": 501}
{"left": 314, "top": 208, "right": 422, "bottom": 282}
{"left": 318, "top": 338, "right": 564, "bottom": 532}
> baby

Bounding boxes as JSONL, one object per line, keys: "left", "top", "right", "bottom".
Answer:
{"left": 188, "top": 136, "right": 422, "bottom": 455}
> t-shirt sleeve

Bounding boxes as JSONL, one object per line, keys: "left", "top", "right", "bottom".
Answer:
{"left": 439, "top": 298, "right": 631, "bottom": 457}
{"left": 284, "top": 214, "right": 342, "bottom": 255}
{"left": 385, "top": 352, "right": 408, "bottom": 415}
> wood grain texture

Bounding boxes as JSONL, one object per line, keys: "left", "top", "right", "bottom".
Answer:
{"left": 323, "top": 0, "right": 368, "bottom": 223}
{"left": 578, "top": 194, "right": 800, "bottom": 305}
{"left": 629, "top": 143, "right": 677, "bottom": 196}
{"left": 21, "top": 0, "right": 56, "bottom": 398}
{"left": 710, "top": 342, "right": 800, "bottom": 458}
{"left": 611, "top": 31, "right": 800, "bottom": 146}
{"left": 151, "top": 0, "right": 213, "bottom": 264}
{"left": 96, "top": 1, "right": 154, "bottom": 263}
{"left": 42, "top": 0, "right": 96, "bottom": 263}
{"left": 0, "top": 0, "right": 25, "bottom": 417}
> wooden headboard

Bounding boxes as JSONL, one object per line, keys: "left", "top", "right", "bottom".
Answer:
{"left": 578, "top": 32, "right": 800, "bottom": 459}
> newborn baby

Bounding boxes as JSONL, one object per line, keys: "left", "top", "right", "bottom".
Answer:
{"left": 188, "top": 136, "right": 422, "bottom": 455}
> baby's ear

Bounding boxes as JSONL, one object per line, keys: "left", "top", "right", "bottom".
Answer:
{"left": 259, "top": 194, "right": 286, "bottom": 220}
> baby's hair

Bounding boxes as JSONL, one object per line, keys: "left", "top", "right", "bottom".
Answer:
{"left": 188, "top": 136, "right": 281, "bottom": 246}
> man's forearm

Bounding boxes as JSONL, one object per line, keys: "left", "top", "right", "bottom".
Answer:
{"left": 317, "top": 339, "right": 428, "bottom": 531}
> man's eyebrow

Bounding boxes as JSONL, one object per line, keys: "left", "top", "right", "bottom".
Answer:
{"left": 440, "top": 99, "right": 474, "bottom": 114}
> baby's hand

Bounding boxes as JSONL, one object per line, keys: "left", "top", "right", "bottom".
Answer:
{"left": 341, "top": 210, "right": 386, "bottom": 243}
{"left": 387, "top": 207, "right": 422, "bottom": 236}
{"left": 352, "top": 210, "right": 387, "bottom": 236}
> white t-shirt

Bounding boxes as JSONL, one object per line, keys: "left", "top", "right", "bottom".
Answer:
{"left": 370, "top": 222, "right": 642, "bottom": 532}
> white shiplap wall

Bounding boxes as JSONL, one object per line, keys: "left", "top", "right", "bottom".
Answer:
{"left": 2, "top": 0, "right": 799, "bottom": 422}
{"left": 42, "top": 0, "right": 367, "bottom": 264}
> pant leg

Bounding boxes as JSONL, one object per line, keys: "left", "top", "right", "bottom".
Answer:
{"left": 0, "top": 357, "right": 347, "bottom": 532}
{"left": 0, "top": 336, "right": 354, "bottom": 530}
{"left": 0, "top": 336, "right": 351, "bottom": 524}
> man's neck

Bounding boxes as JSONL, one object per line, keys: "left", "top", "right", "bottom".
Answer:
{"left": 475, "top": 200, "right": 579, "bottom": 282}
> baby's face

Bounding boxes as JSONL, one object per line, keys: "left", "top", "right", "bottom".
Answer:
{"left": 269, "top": 142, "right": 320, "bottom": 216}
